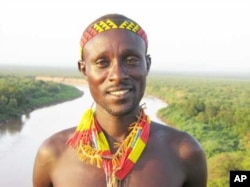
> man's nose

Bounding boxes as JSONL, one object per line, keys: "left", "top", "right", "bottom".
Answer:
{"left": 108, "top": 60, "right": 129, "bottom": 82}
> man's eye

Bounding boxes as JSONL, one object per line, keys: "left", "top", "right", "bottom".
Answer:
{"left": 124, "top": 57, "right": 139, "bottom": 65}
{"left": 96, "top": 59, "right": 109, "bottom": 68}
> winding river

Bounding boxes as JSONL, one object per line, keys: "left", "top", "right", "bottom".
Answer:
{"left": 0, "top": 86, "right": 167, "bottom": 187}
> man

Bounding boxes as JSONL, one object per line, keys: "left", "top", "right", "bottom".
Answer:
{"left": 33, "top": 14, "right": 207, "bottom": 187}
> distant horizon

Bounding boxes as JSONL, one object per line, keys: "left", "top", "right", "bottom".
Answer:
{"left": 0, "top": 60, "right": 249, "bottom": 75}
{"left": 1, "top": 64, "right": 249, "bottom": 79}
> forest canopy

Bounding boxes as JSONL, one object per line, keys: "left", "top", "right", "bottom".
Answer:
{"left": 146, "top": 74, "right": 250, "bottom": 187}
{"left": 0, "top": 75, "right": 83, "bottom": 123}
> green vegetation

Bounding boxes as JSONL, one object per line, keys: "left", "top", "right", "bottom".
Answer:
{"left": 0, "top": 75, "right": 83, "bottom": 123}
{"left": 146, "top": 74, "right": 250, "bottom": 187}
{"left": 1, "top": 65, "right": 249, "bottom": 186}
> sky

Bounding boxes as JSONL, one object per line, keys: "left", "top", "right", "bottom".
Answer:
{"left": 0, "top": 0, "right": 250, "bottom": 73}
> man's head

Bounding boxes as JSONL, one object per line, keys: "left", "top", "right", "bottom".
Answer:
{"left": 78, "top": 13, "right": 151, "bottom": 117}
{"left": 79, "top": 14, "right": 148, "bottom": 61}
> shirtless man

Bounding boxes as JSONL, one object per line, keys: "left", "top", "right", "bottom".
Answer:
{"left": 33, "top": 14, "right": 207, "bottom": 187}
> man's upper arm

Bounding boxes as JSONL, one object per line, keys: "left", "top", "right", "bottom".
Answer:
{"left": 179, "top": 133, "right": 207, "bottom": 187}
{"left": 33, "top": 141, "right": 54, "bottom": 187}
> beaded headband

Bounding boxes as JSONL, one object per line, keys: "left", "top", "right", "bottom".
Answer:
{"left": 80, "top": 18, "right": 148, "bottom": 60}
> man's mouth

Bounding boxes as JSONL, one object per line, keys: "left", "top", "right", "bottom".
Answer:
{"left": 109, "top": 89, "right": 130, "bottom": 96}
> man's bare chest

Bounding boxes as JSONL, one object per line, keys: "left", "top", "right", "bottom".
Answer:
{"left": 50, "top": 149, "right": 185, "bottom": 187}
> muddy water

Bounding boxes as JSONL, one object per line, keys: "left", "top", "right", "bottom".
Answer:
{"left": 0, "top": 86, "right": 167, "bottom": 187}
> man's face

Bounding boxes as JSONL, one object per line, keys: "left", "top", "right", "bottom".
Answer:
{"left": 82, "top": 29, "right": 150, "bottom": 117}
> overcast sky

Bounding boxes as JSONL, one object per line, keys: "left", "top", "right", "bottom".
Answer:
{"left": 0, "top": 0, "right": 249, "bottom": 73}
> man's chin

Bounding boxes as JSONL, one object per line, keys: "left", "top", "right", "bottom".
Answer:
{"left": 104, "top": 104, "right": 138, "bottom": 117}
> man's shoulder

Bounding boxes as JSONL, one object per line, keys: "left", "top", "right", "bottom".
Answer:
{"left": 37, "top": 127, "right": 76, "bottom": 159}
{"left": 150, "top": 121, "right": 204, "bottom": 154}
{"left": 150, "top": 121, "right": 188, "bottom": 138}
{"left": 150, "top": 122, "right": 206, "bottom": 173}
{"left": 154, "top": 122, "right": 206, "bottom": 163}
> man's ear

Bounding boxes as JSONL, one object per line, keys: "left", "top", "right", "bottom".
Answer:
{"left": 77, "top": 60, "right": 87, "bottom": 76}
{"left": 146, "top": 54, "right": 151, "bottom": 72}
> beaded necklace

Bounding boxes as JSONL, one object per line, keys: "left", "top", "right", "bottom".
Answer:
{"left": 67, "top": 108, "right": 151, "bottom": 187}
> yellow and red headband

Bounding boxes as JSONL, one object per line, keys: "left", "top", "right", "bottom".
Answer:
{"left": 80, "top": 18, "right": 148, "bottom": 60}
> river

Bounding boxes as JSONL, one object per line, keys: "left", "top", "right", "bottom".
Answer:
{"left": 0, "top": 86, "right": 167, "bottom": 187}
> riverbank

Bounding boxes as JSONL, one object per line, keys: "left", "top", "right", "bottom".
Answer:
{"left": 0, "top": 92, "right": 83, "bottom": 126}
{"left": 35, "top": 76, "right": 88, "bottom": 86}
{"left": 0, "top": 76, "right": 84, "bottom": 125}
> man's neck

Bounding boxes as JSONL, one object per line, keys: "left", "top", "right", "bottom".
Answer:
{"left": 94, "top": 107, "right": 140, "bottom": 144}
